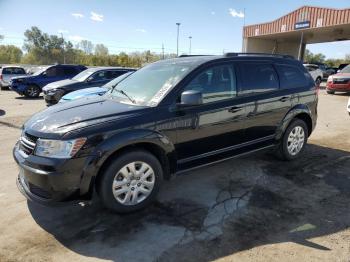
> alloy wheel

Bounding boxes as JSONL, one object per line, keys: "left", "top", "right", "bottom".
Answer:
{"left": 287, "top": 126, "right": 305, "bottom": 156}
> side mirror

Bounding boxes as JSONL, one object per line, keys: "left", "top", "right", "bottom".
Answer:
{"left": 86, "top": 77, "right": 93, "bottom": 82}
{"left": 180, "top": 90, "right": 203, "bottom": 106}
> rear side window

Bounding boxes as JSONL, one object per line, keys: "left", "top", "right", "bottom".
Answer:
{"left": 276, "top": 64, "right": 309, "bottom": 89}
{"left": 63, "top": 67, "right": 79, "bottom": 75}
{"left": 238, "top": 63, "right": 279, "bottom": 94}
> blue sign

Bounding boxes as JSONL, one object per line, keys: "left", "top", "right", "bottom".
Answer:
{"left": 294, "top": 21, "right": 310, "bottom": 30}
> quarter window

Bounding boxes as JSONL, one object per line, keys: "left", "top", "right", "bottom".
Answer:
{"left": 238, "top": 63, "right": 279, "bottom": 94}
{"left": 183, "top": 64, "right": 236, "bottom": 103}
{"left": 277, "top": 64, "right": 308, "bottom": 89}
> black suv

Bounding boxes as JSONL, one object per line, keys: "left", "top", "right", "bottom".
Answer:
{"left": 42, "top": 67, "right": 136, "bottom": 105}
{"left": 14, "top": 54, "right": 318, "bottom": 213}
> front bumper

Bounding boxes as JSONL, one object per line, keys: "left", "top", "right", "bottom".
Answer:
{"left": 326, "top": 83, "right": 350, "bottom": 92}
{"left": 43, "top": 91, "right": 64, "bottom": 105}
{"left": 13, "top": 142, "right": 92, "bottom": 205}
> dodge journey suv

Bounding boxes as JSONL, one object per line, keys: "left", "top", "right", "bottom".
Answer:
{"left": 14, "top": 53, "right": 318, "bottom": 213}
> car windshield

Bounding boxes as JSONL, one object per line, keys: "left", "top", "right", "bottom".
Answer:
{"left": 107, "top": 61, "right": 193, "bottom": 106}
{"left": 340, "top": 65, "right": 350, "bottom": 73}
{"left": 32, "top": 67, "right": 49, "bottom": 76}
{"left": 72, "top": 69, "right": 96, "bottom": 82}
{"left": 103, "top": 72, "right": 134, "bottom": 89}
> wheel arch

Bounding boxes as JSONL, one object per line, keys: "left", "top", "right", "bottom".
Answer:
{"left": 80, "top": 129, "right": 177, "bottom": 197}
{"left": 276, "top": 104, "right": 314, "bottom": 140}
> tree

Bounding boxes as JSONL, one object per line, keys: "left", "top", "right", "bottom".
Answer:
{"left": 0, "top": 45, "right": 23, "bottom": 63}
{"left": 77, "top": 40, "right": 94, "bottom": 55}
{"left": 95, "top": 44, "right": 109, "bottom": 56}
{"left": 304, "top": 49, "right": 325, "bottom": 63}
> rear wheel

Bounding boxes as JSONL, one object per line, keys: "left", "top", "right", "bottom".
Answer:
{"left": 25, "top": 85, "right": 40, "bottom": 98}
{"left": 315, "top": 77, "right": 322, "bottom": 87}
{"left": 276, "top": 119, "right": 308, "bottom": 161}
{"left": 98, "top": 150, "right": 163, "bottom": 213}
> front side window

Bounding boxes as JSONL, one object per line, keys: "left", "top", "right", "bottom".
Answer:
{"left": 46, "top": 67, "right": 57, "bottom": 77}
{"left": 183, "top": 64, "right": 236, "bottom": 103}
{"left": 90, "top": 71, "right": 108, "bottom": 81}
{"left": 239, "top": 63, "right": 279, "bottom": 94}
{"left": 72, "top": 69, "right": 95, "bottom": 82}
{"left": 277, "top": 64, "right": 309, "bottom": 89}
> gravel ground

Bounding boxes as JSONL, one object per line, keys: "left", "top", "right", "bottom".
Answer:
{"left": 0, "top": 87, "right": 349, "bottom": 262}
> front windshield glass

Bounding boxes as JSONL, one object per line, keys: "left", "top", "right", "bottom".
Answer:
{"left": 103, "top": 71, "right": 133, "bottom": 89}
{"left": 32, "top": 67, "right": 49, "bottom": 76}
{"left": 341, "top": 65, "right": 350, "bottom": 73}
{"left": 108, "top": 61, "right": 193, "bottom": 106}
{"left": 72, "top": 69, "right": 95, "bottom": 82}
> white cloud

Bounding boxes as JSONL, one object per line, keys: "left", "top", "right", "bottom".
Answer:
{"left": 68, "top": 35, "right": 85, "bottom": 42}
{"left": 90, "top": 11, "right": 103, "bottom": 22}
{"left": 58, "top": 29, "right": 69, "bottom": 34}
{"left": 72, "top": 13, "right": 84, "bottom": 19}
{"left": 229, "top": 8, "right": 244, "bottom": 18}
{"left": 211, "top": 11, "right": 216, "bottom": 15}
{"left": 136, "top": 28, "right": 147, "bottom": 33}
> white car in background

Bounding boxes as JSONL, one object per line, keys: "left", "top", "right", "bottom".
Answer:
{"left": 304, "top": 64, "right": 323, "bottom": 86}
{"left": 0, "top": 66, "right": 27, "bottom": 90}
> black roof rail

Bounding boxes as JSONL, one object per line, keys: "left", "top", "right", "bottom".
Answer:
{"left": 224, "top": 52, "right": 295, "bottom": 59}
{"left": 178, "top": 55, "right": 213, "bottom": 58}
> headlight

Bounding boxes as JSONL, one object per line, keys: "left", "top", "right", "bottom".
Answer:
{"left": 35, "top": 137, "right": 87, "bottom": 158}
{"left": 327, "top": 76, "right": 333, "bottom": 82}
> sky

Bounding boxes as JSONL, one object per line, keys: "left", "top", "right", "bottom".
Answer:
{"left": 0, "top": 0, "right": 349, "bottom": 59}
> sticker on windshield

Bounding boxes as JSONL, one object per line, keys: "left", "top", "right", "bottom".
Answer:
{"left": 148, "top": 77, "right": 178, "bottom": 106}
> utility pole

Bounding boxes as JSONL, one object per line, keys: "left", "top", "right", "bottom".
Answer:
{"left": 60, "top": 33, "right": 66, "bottom": 64}
{"left": 176, "top": 22, "right": 181, "bottom": 57}
{"left": 189, "top": 36, "right": 192, "bottom": 55}
{"left": 162, "top": 43, "right": 165, "bottom": 59}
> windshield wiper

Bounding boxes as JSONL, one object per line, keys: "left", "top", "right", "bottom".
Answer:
{"left": 113, "top": 89, "right": 136, "bottom": 104}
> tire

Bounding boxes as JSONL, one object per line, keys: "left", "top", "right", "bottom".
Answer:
{"left": 326, "top": 90, "right": 335, "bottom": 94}
{"left": 315, "top": 77, "right": 322, "bottom": 87}
{"left": 98, "top": 150, "right": 163, "bottom": 213}
{"left": 24, "top": 85, "right": 40, "bottom": 98}
{"left": 275, "top": 119, "right": 308, "bottom": 161}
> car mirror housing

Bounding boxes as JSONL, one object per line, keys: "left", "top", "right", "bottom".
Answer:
{"left": 180, "top": 90, "right": 203, "bottom": 106}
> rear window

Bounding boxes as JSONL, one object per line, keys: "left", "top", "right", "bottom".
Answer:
{"left": 276, "top": 64, "right": 309, "bottom": 89}
{"left": 2, "top": 67, "right": 26, "bottom": 74}
{"left": 238, "top": 63, "right": 279, "bottom": 94}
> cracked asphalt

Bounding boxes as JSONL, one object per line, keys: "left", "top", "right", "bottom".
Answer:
{"left": 0, "top": 88, "right": 349, "bottom": 262}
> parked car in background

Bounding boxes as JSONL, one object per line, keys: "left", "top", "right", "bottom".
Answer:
{"left": 337, "top": 63, "right": 349, "bottom": 73}
{"left": 14, "top": 53, "right": 317, "bottom": 213}
{"left": 59, "top": 71, "right": 134, "bottom": 103}
{"left": 304, "top": 64, "right": 323, "bottom": 86}
{"left": 10, "top": 64, "right": 87, "bottom": 98}
{"left": 347, "top": 97, "right": 350, "bottom": 116}
{"left": 0, "top": 66, "right": 27, "bottom": 90}
{"left": 43, "top": 67, "right": 136, "bottom": 105}
{"left": 326, "top": 64, "right": 350, "bottom": 94}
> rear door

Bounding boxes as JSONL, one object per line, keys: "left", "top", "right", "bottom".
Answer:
{"left": 236, "top": 61, "right": 293, "bottom": 142}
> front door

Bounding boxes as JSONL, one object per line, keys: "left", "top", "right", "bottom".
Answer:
{"left": 173, "top": 63, "right": 247, "bottom": 169}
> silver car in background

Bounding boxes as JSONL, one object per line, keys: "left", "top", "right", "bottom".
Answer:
{"left": 0, "top": 66, "right": 27, "bottom": 90}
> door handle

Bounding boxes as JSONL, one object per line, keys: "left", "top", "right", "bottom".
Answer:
{"left": 279, "top": 96, "right": 290, "bottom": 102}
{"left": 228, "top": 106, "right": 242, "bottom": 113}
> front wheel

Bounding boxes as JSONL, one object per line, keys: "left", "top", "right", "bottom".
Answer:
{"left": 25, "top": 85, "right": 41, "bottom": 98}
{"left": 326, "top": 90, "right": 335, "bottom": 95}
{"left": 276, "top": 119, "right": 308, "bottom": 161}
{"left": 98, "top": 150, "right": 163, "bottom": 213}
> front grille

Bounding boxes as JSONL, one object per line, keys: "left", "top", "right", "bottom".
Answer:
{"left": 28, "top": 182, "right": 52, "bottom": 199}
{"left": 334, "top": 78, "right": 350, "bottom": 84}
{"left": 19, "top": 132, "right": 38, "bottom": 156}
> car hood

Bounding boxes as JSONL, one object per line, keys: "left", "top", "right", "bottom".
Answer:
{"left": 332, "top": 73, "right": 350, "bottom": 79}
{"left": 43, "top": 79, "right": 79, "bottom": 91}
{"left": 61, "top": 87, "right": 109, "bottom": 101}
{"left": 24, "top": 96, "right": 148, "bottom": 137}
